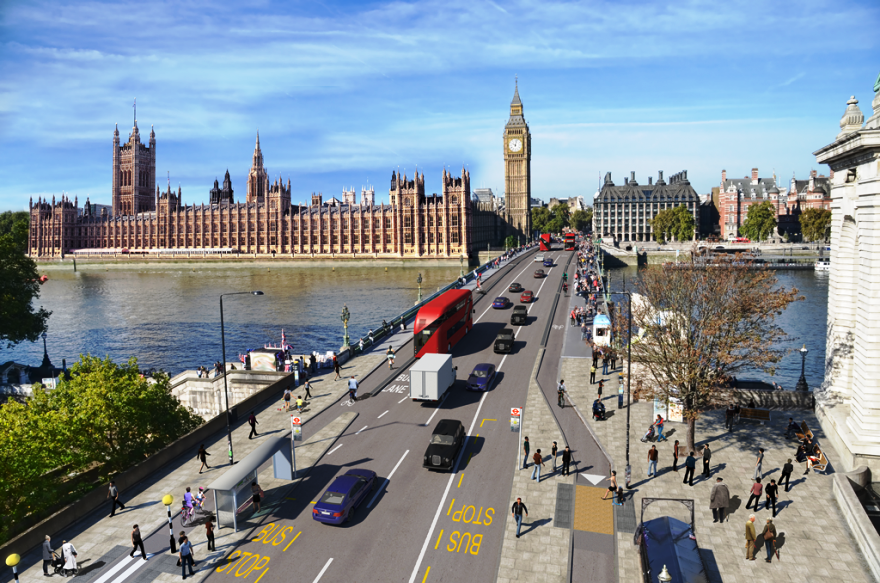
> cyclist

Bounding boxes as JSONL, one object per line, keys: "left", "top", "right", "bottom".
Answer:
{"left": 182, "top": 487, "right": 194, "bottom": 524}
{"left": 562, "top": 272, "right": 568, "bottom": 283}
{"left": 194, "top": 487, "right": 206, "bottom": 510}
{"left": 557, "top": 379, "right": 566, "bottom": 409}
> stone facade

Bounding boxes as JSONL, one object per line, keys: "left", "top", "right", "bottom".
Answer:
{"left": 813, "top": 77, "right": 880, "bottom": 472}
{"left": 503, "top": 82, "right": 532, "bottom": 239}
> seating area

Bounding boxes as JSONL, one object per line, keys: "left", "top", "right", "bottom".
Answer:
{"left": 739, "top": 407, "right": 771, "bottom": 424}
{"left": 794, "top": 421, "right": 829, "bottom": 473}
{"left": 795, "top": 420, "right": 814, "bottom": 442}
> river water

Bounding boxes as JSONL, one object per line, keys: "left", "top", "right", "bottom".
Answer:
{"left": 605, "top": 266, "right": 828, "bottom": 392}
{"left": 5, "top": 265, "right": 463, "bottom": 374}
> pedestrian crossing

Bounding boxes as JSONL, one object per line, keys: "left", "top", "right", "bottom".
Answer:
{"left": 91, "top": 554, "right": 152, "bottom": 583}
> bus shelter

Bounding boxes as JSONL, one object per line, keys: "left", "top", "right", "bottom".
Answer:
{"left": 207, "top": 432, "right": 294, "bottom": 531}
{"left": 593, "top": 314, "right": 612, "bottom": 346}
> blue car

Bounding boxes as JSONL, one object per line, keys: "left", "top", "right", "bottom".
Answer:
{"left": 492, "top": 297, "right": 510, "bottom": 309}
{"left": 467, "top": 363, "right": 496, "bottom": 391}
{"left": 543, "top": 258, "right": 554, "bottom": 267}
{"left": 312, "top": 469, "right": 377, "bottom": 524}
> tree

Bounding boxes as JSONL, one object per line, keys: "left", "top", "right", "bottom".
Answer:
{"left": 800, "top": 208, "right": 832, "bottom": 242}
{"left": 570, "top": 209, "right": 591, "bottom": 232}
{"left": 740, "top": 201, "right": 777, "bottom": 241}
{"left": 547, "top": 203, "right": 570, "bottom": 233}
{"left": 622, "top": 258, "right": 801, "bottom": 454}
{"left": 504, "top": 235, "right": 517, "bottom": 249}
{"left": 0, "top": 211, "right": 50, "bottom": 348}
{"left": 531, "top": 207, "right": 551, "bottom": 233}
{"left": 650, "top": 205, "right": 695, "bottom": 243}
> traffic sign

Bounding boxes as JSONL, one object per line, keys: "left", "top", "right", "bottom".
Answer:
{"left": 291, "top": 416, "right": 302, "bottom": 425}
{"left": 511, "top": 408, "right": 521, "bottom": 417}
{"left": 291, "top": 416, "right": 302, "bottom": 441}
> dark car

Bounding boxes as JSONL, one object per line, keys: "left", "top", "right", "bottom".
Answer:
{"left": 312, "top": 469, "right": 377, "bottom": 524}
{"left": 520, "top": 290, "right": 534, "bottom": 303}
{"left": 494, "top": 328, "right": 514, "bottom": 353}
{"left": 492, "top": 296, "right": 510, "bottom": 309}
{"left": 466, "top": 363, "right": 496, "bottom": 391}
{"left": 508, "top": 282, "right": 524, "bottom": 293}
{"left": 542, "top": 258, "right": 553, "bottom": 267}
{"left": 533, "top": 269, "right": 545, "bottom": 278}
{"left": 511, "top": 305, "right": 528, "bottom": 326}
{"left": 423, "top": 419, "right": 465, "bottom": 470}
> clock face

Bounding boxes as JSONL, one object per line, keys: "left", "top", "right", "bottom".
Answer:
{"left": 508, "top": 138, "right": 523, "bottom": 152}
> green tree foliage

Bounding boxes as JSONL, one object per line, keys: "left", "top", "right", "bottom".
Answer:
{"left": 570, "top": 209, "right": 591, "bottom": 232}
{"left": 799, "top": 208, "right": 832, "bottom": 242}
{"left": 0, "top": 211, "right": 50, "bottom": 348}
{"left": 531, "top": 207, "right": 551, "bottom": 233}
{"left": 546, "top": 203, "right": 570, "bottom": 233}
{"left": 650, "top": 205, "right": 695, "bottom": 243}
{"left": 0, "top": 356, "right": 202, "bottom": 544}
{"left": 740, "top": 201, "right": 777, "bottom": 241}
{"left": 504, "top": 235, "right": 517, "bottom": 249}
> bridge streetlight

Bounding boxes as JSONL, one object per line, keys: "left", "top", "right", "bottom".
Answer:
{"left": 417, "top": 273, "right": 423, "bottom": 304}
{"left": 341, "top": 305, "right": 351, "bottom": 349}
{"left": 460, "top": 254, "right": 465, "bottom": 278}
{"left": 220, "top": 291, "right": 264, "bottom": 466}
{"left": 609, "top": 290, "right": 633, "bottom": 489}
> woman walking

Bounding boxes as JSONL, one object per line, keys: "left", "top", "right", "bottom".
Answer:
{"left": 387, "top": 347, "right": 396, "bottom": 370}
{"left": 251, "top": 482, "right": 262, "bottom": 513}
{"left": 196, "top": 445, "right": 210, "bottom": 474}
{"left": 602, "top": 471, "right": 618, "bottom": 500}
{"left": 333, "top": 355, "right": 341, "bottom": 381}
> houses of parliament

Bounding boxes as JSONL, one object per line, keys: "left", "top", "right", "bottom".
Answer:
{"left": 28, "top": 87, "right": 532, "bottom": 259}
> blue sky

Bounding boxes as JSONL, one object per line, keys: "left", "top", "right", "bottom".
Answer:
{"left": 1, "top": 0, "right": 877, "bottom": 211}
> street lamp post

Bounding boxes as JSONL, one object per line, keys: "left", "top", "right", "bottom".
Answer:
{"left": 460, "top": 255, "right": 465, "bottom": 278}
{"left": 609, "top": 290, "right": 633, "bottom": 488}
{"left": 796, "top": 344, "right": 809, "bottom": 391}
{"left": 220, "top": 291, "right": 264, "bottom": 466}
{"left": 417, "top": 273, "right": 423, "bottom": 304}
{"left": 341, "top": 305, "right": 351, "bottom": 349}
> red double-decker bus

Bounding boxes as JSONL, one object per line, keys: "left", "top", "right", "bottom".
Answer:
{"left": 539, "top": 234, "right": 552, "bottom": 252}
{"left": 564, "top": 233, "right": 576, "bottom": 251}
{"left": 414, "top": 289, "right": 473, "bottom": 357}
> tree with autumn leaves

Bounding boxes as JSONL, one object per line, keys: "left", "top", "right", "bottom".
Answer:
{"left": 618, "top": 257, "right": 802, "bottom": 454}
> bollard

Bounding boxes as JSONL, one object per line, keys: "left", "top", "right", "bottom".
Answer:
{"left": 163, "top": 495, "right": 177, "bottom": 553}
{"left": 6, "top": 554, "right": 20, "bottom": 583}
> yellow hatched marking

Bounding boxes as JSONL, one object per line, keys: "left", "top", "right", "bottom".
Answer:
{"left": 479, "top": 419, "right": 496, "bottom": 427}
{"left": 434, "top": 530, "right": 444, "bottom": 549}
{"left": 457, "top": 474, "right": 464, "bottom": 488}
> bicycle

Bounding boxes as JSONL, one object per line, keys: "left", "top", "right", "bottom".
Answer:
{"left": 557, "top": 390, "right": 566, "bottom": 408}
{"left": 180, "top": 503, "right": 194, "bottom": 527}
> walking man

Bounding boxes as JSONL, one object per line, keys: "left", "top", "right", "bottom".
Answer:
{"left": 780, "top": 458, "right": 794, "bottom": 492}
{"left": 745, "top": 515, "right": 757, "bottom": 560}
{"left": 551, "top": 441, "right": 559, "bottom": 471}
{"left": 511, "top": 497, "right": 528, "bottom": 538}
{"left": 196, "top": 445, "right": 210, "bottom": 474}
{"left": 531, "top": 449, "right": 544, "bottom": 482}
{"left": 108, "top": 480, "right": 125, "bottom": 517}
{"left": 589, "top": 364, "right": 596, "bottom": 384}
{"left": 42, "top": 535, "right": 55, "bottom": 576}
{"left": 710, "top": 477, "right": 730, "bottom": 523}
{"left": 610, "top": 351, "right": 617, "bottom": 371}
{"left": 205, "top": 518, "right": 215, "bottom": 552}
{"left": 602, "top": 354, "right": 608, "bottom": 375}
{"left": 647, "top": 445, "right": 658, "bottom": 478}
{"left": 702, "top": 444, "right": 712, "bottom": 477}
{"left": 602, "top": 471, "right": 618, "bottom": 500}
{"left": 672, "top": 440, "right": 680, "bottom": 472}
{"left": 557, "top": 379, "right": 566, "bottom": 408}
{"left": 725, "top": 403, "right": 736, "bottom": 431}
{"left": 302, "top": 379, "right": 312, "bottom": 400}
{"left": 765, "top": 479, "right": 779, "bottom": 517}
{"left": 762, "top": 518, "right": 778, "bottom": 563}
{"left": 746, "top": 477, "right": 763, "bottom": 511}
{"left": 683, "top": 451, "right": 696, "bottom": 486}
{"left": 179, "top": 536, "right": 195, "bottom": 579}
{"left": 562, "top": 446, "right": 572, "bottom": 476}
{"left": 130, "top": 525, "right": 146, "bottom": 560}
{"left": 348, "top": 376, "right": 359, "bottom": 403}
{"left": 247, "top": 412, "right": 259, "bottom": 439}
{"left": 753, "top": 448, "right": 764, "bottom": 480}
{"left": 522, "top": 437, "right": 530, "bottom": 469}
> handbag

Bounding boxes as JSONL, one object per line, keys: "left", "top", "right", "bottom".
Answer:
{"left": 763, "top": 529, "right": 773, "bottom": 541}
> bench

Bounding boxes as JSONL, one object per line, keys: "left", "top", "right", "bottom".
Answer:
{"left": 795, "top": 421, "right": 814, "bottom": 442}
{"left": 739, "top": 408, "right": 771, "bottom": 424}
{"left": 809, "top": 447, "right": 830, "bottom": 474}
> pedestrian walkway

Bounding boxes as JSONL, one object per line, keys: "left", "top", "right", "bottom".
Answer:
{"left": 562, "top": 356, "right": 875, "bottom": 582}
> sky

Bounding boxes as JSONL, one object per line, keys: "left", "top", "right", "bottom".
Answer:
{"left": 0, "top": 0, "right": 878, "bottom": 211}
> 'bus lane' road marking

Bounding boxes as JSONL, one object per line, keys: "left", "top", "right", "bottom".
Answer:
{"left": 367, "top": 449, "right": 410, "bottom": 509}
{"left": 312, "top": 558, "right": 333, "bottom": 583}
{"left": 327, "top": 444, "right": 343, "bottom": 455}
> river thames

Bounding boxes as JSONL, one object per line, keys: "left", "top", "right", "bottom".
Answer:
{"left": 6, "top": 262, "right": 828, "bottom": 390}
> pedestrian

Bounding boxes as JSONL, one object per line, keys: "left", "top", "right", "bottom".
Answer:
{"left": 302, "top": 379, "right": 312, "bottom": 400}
{"left": 196, "top": 445, "right": 210, "bottom": 474}
{"left": 785, "top": 417, "right": 800, "bottom": 439}
{"left": 176, "top": 531, "right": 186, "bottom": 566}
{"left": 309, "top": 353, "right": 317, "bottom": 374}
{"left": 709, "top": 477, "right": 730, "bottom": 523}
{"left": 653, "top": 414, "right": 665, "bottom": 442}
{"left": 130, "top": 525, "right": 147, "bottom": 560}
{"left": 333, "top": 355, "right": 341, "bottom": 381}
{"left": 702, "top": 444, "right": 712, "bottom": 477}
{"left": 602, "top": 471, "right": 618, "bottom": 500}
{"left": 589, "top": 364, "right": 596, "bottom": 384}
{"left": 282, "top": 388, "right": 291, "bottom": 411}
{"left": 557, "top": 379, "right": 566, "bottom": 408}
{"left": 531, "top": 449, "right": 544, "bottom": 482}
{"left": 683, "top": 451, "right": 696, "bottom": 486}
{"left": 348, "top": 376, "right": 359, "bottom": 402}
{"left": 725, "top": 403, "right": 735, "bottom": 431}
{"left": 251, "top": 481, "right": 262, "bottom": 513}
{"left": 562, "top": 446, "right": 572, "bottom": 476}
{"left": 780, "top": 458, "right": 794, "bottom": 492}
{"left": 647, "top": 445, "right": 658, "bottom": 478}
{"left": 761, "top": 518, "right": 778, "bottom": 563}
{"left": 610, "top": 351, "right": 616, "bottom": 371}
{"left": 179, "top": 536, "right": 195, "bottom": 579}
{"left": 42, "top": 535, "right": 56, "bottom": 576}
{"left": 745, "top": 515, "right": 757, "bottom": 561}
{"left": 107, "top": 480, "right": 125, "bottom": 517}
{"left": 60, "top": 540, "right": 77, "bottom": 577}
{"left": 746, "top": 477, "right": 763, "bottom": 511}
{"left": 248, "top": 412, "right": 259, "bottom": 439}
{"left": 672, "top": 440, "right": 680, "bottom": 472}
{"left": 601, "top": 354, "right": 608, "bottom": 375}
{"left": 551, "top": 441, "right": 558, "bottom": 471}
{"left": 205, "top": 517, "right": 215, "bottom": 551}
{"left": 511, "top": 497, "right": 528, "bottom": 538}
{"left": 295, "top": 396, "right": 304, "bottom": 412}
{"left": 765, "top": 479, "right": 778, "bottom": 517}
{"left": 753, "top": 448, "right": 764, "bottom": 480}
{"left": 386, "top": 347, "right": 396, "bottom": 370}
{"left": 597, "top": 379, "right": 604, "bottom": 399}
{"left": 522, "top": 437, "right": 530, "bottom": 469}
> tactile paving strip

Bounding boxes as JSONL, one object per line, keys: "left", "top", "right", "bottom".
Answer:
{"left": 573, "top": 485, "right": 614, "bottom": 535}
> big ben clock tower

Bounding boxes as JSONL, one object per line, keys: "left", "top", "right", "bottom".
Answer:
{"left": 504, "top": 80, "right": 531, "bottom": 240}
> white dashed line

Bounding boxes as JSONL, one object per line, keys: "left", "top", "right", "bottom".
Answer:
{"left": 378, "top": 410, "right": 389, "bottom": 419}
{"left": 398, "top": 396, "right": 409, "bottom": 404}
{"left": 422, "top": 392, "right": 449, "bottom": 427}
{"left": 312, "top": 558, "right": 333, "bottom": 583}
{"left": 355, "top": 425, "right": 368, "bottom": 435}
{"left": 367, "top": 449, "right": 410, "bottom": 509}
{"left": 327, "top": 444, "right": 343, "bottom": 455}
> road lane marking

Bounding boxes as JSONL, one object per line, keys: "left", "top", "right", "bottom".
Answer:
{"left": 282, "top": 531, "right": 301, "bottom": 552}
{"left": 327, "top": 444, "right": 343, "bottom": 455}
{"left": 312, "top": 558, "right": 333, "bottom": 583}
{"left": 408, "top": 391, "right": 489, "bottom": 583}
{"left": 479, "top": 419, "right": 496, "bottom": 427}
{"left": 398, "top": 396, "right": 409, "bottom": 403}
{"left": 92, "top": 556, "right": 134, "bottom": 583}
{"left": 457, "top": 474, "right": 464, "bottom": 488}
{"left": 421, "top": 566, "right": 431, "bottom": 583}
{"left": 471, "top": 434, "right": 479, "bottom": 445}
{"left": 422, "top": 393, "right": 449, "bottom": 427}
{"left": 378, "top": 410, "right": 389, "bottom": 418}
{"left": 367, "top": 449, "right": 410, "bottom": 509}
{"left": 109, "top": 553, "right": 150, "bottom": 583}
{"left": 474, "top": 260, "right": 534, "bottom": 323}
{"left": 355, "top": 425, "right": 368, "bottom": 435}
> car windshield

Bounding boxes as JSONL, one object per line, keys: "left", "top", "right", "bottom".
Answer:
{"left": 431, "top": 434, "right": 456, "bottom": 445}
{"left": 319, "top": 490, "right": 346, "bottom": 505}
{"left": 495, "top": 298, "right": 505, "bottom": 302}
{"left": 472, "top": 369, "right": 488, "bottom": 378}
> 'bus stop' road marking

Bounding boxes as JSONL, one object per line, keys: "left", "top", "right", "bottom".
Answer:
{"left": 367, "top": 449, "right": 410, "bottom": 509}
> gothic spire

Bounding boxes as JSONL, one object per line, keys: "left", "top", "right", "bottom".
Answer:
{"left": 511, "top": 77, "right": 522, "bottom": 106}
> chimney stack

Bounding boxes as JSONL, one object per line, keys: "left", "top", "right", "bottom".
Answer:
{"left": 751, "top": 168, "right": 759, "bottom": 184}
{"left": 648, "top": 177, "right": 653, "bottom": 185}
{"left": 722, "top": 169, "right": 727, "bottom": 183}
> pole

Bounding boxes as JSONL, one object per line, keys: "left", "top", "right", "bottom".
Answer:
{"left": 625, "top": 292, "right": 632, "bottom": 488}
{"left": 162, "top": 497, "right": 176, "bottom": 553}
{"left": 220, "top": 296, "right": 233, "bottom": 466}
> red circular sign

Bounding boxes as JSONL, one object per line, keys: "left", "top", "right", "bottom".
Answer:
{"left": 511, "top": 408, "right": 521, "bottom": 417}
{"left": 291, "top": 417, "right": 302, "bottom": 425}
